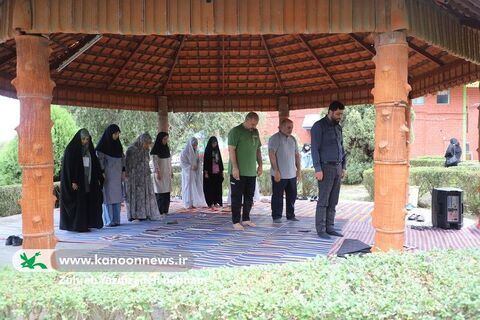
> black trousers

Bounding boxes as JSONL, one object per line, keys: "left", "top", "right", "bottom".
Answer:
{"left": 155, "top": 192, "right": 170, "bottom": 214}
{"left": 230, "top": 175, "right": 256, "bottom": 224}
{"left": 204, "top": 173, "right": 223, "bottom": 206}
{"left": 315, "top": 164, "right": 342, "bottom": 234}
{"left": 271, "top": 176, "right": 297, "bottom": 219}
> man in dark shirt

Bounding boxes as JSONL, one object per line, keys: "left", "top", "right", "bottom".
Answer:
{"left": 311, "top": 101, "right": 347, "bottom": 239}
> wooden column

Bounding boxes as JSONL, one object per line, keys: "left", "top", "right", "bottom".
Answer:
{"left": 157, "top": 96, "right": 169, "bottom": 133}
{"left": 371, "top": 31, "right": 411, "bottom": 252}
{"left": 278, "top": 96, "right": 289, "bottom": 125}
{"left": 12, "top": 35, "right": 57, "bottom": 249}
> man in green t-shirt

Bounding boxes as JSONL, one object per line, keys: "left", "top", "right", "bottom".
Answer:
{"left": 228, "top": 112, "right": 263, "bottom": 230}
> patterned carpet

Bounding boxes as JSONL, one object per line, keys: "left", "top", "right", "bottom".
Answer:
{"left": 40, "top": 199, "right": 480, "bottom": 268}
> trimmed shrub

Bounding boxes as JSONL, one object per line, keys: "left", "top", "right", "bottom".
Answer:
{"left": 1, "top": 249, "right": 479, "bottom": 319}
{"left": 410, "top": 157, "right": 445, "bottom": 167}
{"left": 300, "top": 168, "right": 317, "bottom": 197}
{"left": 363, "top": 166, "right": 480, "bottom": 215}
{"left": 0, "top": 184, "right": 21, "bottom": 217}
{"left": 0, "top": 137, "right": 21, "bottom": 186}
{"left": 0, "top": 182, "right": 61, "bottom": 217}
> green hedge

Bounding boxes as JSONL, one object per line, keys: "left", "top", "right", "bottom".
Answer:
{"left": 0, "top": 184, "right": 21, "bottom": 217}
{"left": 1, "top": 249, "right": 479, "bottom": 319}
{"left": 410, "top": 156, "right": 480, "bottom": 168}
{"left": 363, "top": 166, "right": 480, "bottom": 215}
{"left": 0, "top": 182, "right": 61, "bottom": 217}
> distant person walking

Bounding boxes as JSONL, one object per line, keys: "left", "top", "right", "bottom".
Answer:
{"left": 444, "top": 137, "right": 462, "bottom": 167}
{"left": 311, "top": 101, "right": 347, "bottom": 239}
{"left": 268, "top": 118, "right": 301, "bottom": 223}
{"left": 228, "top": 112, "right": 263, "bottom": 230}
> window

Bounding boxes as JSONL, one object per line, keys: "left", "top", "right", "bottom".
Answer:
{"left": 412, "top": 96, "right": 425, "bottom": 105}
{"left": 436, "top": 90, "right": 450, "bottom": 104}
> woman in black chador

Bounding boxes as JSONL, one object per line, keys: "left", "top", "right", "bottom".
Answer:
{"left": 60, "top": 129, "right": 104, "bottom": 232}
{"left": 203, "top": 136, "right": 224, "bottom": 207}
{"left": 444, "top": 137, "right": 462, "bottom": 167}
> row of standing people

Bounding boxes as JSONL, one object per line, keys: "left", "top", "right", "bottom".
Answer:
{"left": 59, "top": 125, "right": 225, "bottom": 232}
{"left": 60, "top": 127, "right": 165, "bottom": 232}
{"left": 60, "top": 100, "right": 347, "bottom": 239}
{"left": 229, "top": 102, "right": 346, "bottom": 240}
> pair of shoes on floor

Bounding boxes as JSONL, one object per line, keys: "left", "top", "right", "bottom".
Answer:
{"left": 407, "top": 213, "right": 425, "bottom": 222}
{"left": 309, "top": 196, "right": 318, "bottom": 202}
{"left": 273, "top": 218, "right": 282, "bottom": 223}
{"left": 5, "top": 235, "right": 23, "bottom": 246}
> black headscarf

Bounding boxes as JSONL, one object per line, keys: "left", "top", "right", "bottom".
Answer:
{"left": 150, "top": 132, "right": 171, "bottom": 158}
{"left": 203, "top": 136, "right": 224, "bottom": 174}
{"left": 95, "top": 124, "right": 123, "bottom": 158}
{"left": 445, "top": 137, "right": 462, "bottom": 164}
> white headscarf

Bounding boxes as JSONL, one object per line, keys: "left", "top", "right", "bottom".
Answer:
{"left": 180, "top": 137, "right": 199, "bottom": 168}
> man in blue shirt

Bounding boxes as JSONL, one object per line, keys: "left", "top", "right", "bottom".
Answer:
{"left": 311, "top": 101, "right": 347, "bottom": 239}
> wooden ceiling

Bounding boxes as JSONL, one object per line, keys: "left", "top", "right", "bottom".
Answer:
{"left": 0, "top": 0, "right": 478, "bottom": 111}
{"left": 0, "top": 31, "right": 477, "bottom": 111}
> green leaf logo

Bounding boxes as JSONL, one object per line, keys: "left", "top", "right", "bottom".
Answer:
{"left": 19, "top": 251, "right": 48, "bottom": 270}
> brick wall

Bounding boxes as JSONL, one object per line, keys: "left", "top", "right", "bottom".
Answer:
{"left": 259, "top": 85, "right": 479, "bottom": 160}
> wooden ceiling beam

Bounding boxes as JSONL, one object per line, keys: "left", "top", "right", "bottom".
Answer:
{"left": 157, "top": 35, "right": 186, "bottom": 95}
{"left": 50, "top": 34, "right": 103, "bottom": 72}
{"left": 348, "top": 33, "right": 376, "bottom": 56}
{"left": 0, "top": 52, "right": 16, "bottom": 69}
{"left": 107, "top": 36, "right": 149, "bottom": 89}
{"left": 407, "top": 39, "right": 445, "bottom": 66}
{"left": 222, "top": 35, "right": 225, "bottom": 97}
{"left": 296, "top": 34, "right": 339, "bottom": 89}
{"left": 261, "top": 35, "right": 286, "bottom": 94}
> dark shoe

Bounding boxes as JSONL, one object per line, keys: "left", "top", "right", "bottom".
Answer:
{"left": 11, "top": 236, "right": 23, "bottom": 246}
{"left": 287, "top": 217, "right": 299, "bottom": 221}
{"left": 407, "top": 213, "right": 417, "bottom": 220}
{"left": 317, "top": 232, "right": 331, "bottom": 240}
{"left": 273, "top": 218, "right": 282, "bottom": 223}
{"left": 326, "top": 229, "right": 344, "bottom": 237}
{"left": 5, "top": 235, "right": 15, "bottom": 246}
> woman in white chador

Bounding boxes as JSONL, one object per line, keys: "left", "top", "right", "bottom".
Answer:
{"left": 180, "top": 137, "right": 207, "bottom": 209}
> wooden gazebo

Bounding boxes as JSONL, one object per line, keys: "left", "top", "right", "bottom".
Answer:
{"left": 0, "top": 0, "right": 479, "bottom": 251}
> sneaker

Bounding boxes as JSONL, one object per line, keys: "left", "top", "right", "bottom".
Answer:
{"left": 242, "top": 221, "right": 256, "bottom": 227}
{"left": 5, "top": 235, "right": 14, "bottom": 246}
{"left": 233, "top": 223, "right": 244, "bottom": 231}
{"left": 287, "top": 217, "right": 299, "bottom": 221}
{"left": 11, "top": 236, "right": 23, "bottom": 246}
{"left": 273, "top": 218, "right": 282, "bottom": 223}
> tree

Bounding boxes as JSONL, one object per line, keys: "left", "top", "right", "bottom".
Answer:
{"left": 341, "top": 104, "right": 375, "bottom": 184}
{"left": 51, "top": 105, "right": 79, "bottom": 179}
{"left": 0, "top": 106, "right": 78, "bottom": 185}
{"left": 67, "top": 106, "right": 247, "bottom": 154}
